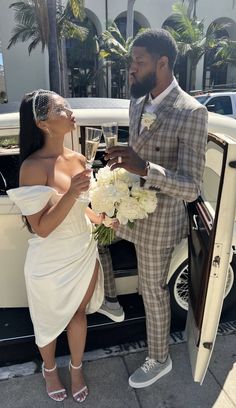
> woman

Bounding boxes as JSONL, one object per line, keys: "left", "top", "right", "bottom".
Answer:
{"left": 7, "top": 89, "right": 104, "bottom": 403}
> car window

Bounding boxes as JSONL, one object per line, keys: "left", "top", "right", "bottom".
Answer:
{"left": 195, "top": 95, "right": 209, "bottom": 104}
{"left": 202, "top": 140, "right": 223, "bottom": 216}
{"left": 206, "top": 96, "right": 233, "bottom": 115}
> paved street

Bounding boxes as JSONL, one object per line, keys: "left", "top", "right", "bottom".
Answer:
{"left": 1, "top": 325, "right": 236, "bottom": 408}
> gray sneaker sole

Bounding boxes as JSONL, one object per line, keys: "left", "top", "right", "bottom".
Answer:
{"left": 128, "top": 360, "right": 172, "bottom": 388}
{"left": 97, "top": 308, "right": 125, "bottom": 323}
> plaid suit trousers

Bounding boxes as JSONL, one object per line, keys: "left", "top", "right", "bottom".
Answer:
{"left": 135, "top": 244, "right": 174, "bottom": 362}
{"left": 98, "top": 244, "right": 117, "bottom": 298}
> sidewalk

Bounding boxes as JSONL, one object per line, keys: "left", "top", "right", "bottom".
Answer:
{"left": 1, "top": 331, "right": 236, "bottom": 408}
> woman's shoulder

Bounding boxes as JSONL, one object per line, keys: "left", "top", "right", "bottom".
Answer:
{"left": 20, "top": 156, "right": 47, "bottom": 186}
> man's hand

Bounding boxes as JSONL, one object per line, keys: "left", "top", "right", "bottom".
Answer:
{"left": 104, "top": 146, "right": 147, "bottom": 176}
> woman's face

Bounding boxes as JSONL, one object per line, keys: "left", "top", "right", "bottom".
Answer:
{"left": 43, "top": 94, "right": 76, "bottom": 135}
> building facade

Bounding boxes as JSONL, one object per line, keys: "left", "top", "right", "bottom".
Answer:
{"left": 0, "top": 0, "right": 236, "bottom": 102}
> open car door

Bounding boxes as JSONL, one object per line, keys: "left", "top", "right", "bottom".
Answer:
{"left": 186, "top": 132, "right": 236, "bottom": 384}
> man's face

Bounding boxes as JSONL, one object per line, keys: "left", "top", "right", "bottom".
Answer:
{"left": 129, "top": 46, "right": 158, "bottom": 98}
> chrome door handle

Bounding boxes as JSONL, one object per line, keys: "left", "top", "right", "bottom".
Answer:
{"left": 192, "top": 214, "right": 199, "bottom": 230}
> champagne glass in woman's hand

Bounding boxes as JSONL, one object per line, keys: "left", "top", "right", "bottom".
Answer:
{"left": 79, "top": 127, "right": 102, "bottom": 202}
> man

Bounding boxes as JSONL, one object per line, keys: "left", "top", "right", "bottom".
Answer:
{"left": 105, "top": 29, "right": 208, "bottom": 388}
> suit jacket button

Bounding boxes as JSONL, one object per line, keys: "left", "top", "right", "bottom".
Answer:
{"left": 155, "top": 146, "right": 160, "bottom": 151}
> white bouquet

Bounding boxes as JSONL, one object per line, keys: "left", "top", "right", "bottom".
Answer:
{"left": 89, "top": 166, "right": 158, "bottom": 245}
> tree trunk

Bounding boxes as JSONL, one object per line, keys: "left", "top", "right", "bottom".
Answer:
{"left": 190, "top": 63, "right": 197, "bottom": 91}
{"left": 47, "top": 0, "right": 61, "bottom": 93}
{"left": 59, "top": 38, "right": 69, "bottom": 97}
{"left": 126, "top": 0, "right": 136, "bottom": 39}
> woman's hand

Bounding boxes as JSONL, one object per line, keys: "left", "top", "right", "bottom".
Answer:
{"left": 94, "top": 213, "right": 105, "bottom": 225}
{"left": 103, "top": 215, "right": 120, "bottom": 231}
{"left": 67, "top": 169, "right": 92, "bottom": 199}
{"left": 85, "top": 208, "right": 105, "bottom": 225}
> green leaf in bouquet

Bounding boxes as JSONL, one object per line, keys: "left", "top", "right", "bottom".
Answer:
{"left": 93, "top": 224, "right": 115, "bottom": 245}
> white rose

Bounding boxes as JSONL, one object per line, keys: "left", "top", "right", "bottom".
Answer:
{"left": 115, "top": 168, "right": 139, "bottom": 186}
{"left": 90, "top": 185, "right": 117, "bottom": 216}
{"left": 96, "top": 166, "right": 114, "bottom": 186}
{"left": 139, "top": 192, "right": 157, "bottom": 213}
{"left": 114, "top": 180, "right": 130, "bottom": 196}
{"left": 141, "top": 112, "right": 157, "bottom": 130}
{"left": 116, "top": 197, "right": 147, "bottom": 224}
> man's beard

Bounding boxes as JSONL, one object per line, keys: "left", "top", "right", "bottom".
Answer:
{"left": 130, "top": 71, "right": 157, "bottom": 98}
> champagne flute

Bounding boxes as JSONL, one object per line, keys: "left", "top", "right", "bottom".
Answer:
{"left": 79, "top": 127, "right": 102, "bottom": 202}
{"left": 102, "top": 122, "right": 118, "bottom": 148}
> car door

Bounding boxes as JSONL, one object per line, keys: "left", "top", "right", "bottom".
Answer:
{"left": 206, "top": 96, "right": 234, "bottom": 118}
{"left": 186, "top": 132, "right": 236, "bottom": 384}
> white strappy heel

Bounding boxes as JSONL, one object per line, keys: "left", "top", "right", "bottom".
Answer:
{"left": 69, "top": 360, "right": 88, "bottom": 403}
{"left": 42, "top": 362, "right": 67, "bottom": 402}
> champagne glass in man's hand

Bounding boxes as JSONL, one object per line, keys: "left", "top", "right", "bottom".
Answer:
{"left": 102, "top": 122, "right": 118, "bottom": 148}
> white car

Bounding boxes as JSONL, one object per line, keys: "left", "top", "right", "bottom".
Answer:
{"left": 0, "top": 98, "right": 236, "bottom": 383}
{"left": 195, "top": 91, "right": 236, "bottom": 119}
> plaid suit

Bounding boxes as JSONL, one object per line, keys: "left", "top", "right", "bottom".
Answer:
{"left": 117, "top": 86, "right": 208, "bottom": 361}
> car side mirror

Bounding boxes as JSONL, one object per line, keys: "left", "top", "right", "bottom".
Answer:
{"left": 206, "top": 104, "right": 216, "bottom": 112}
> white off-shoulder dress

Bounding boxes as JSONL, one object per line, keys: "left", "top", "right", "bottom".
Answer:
{"left": 7, "top": 186, "right": 104, "bottom": 348}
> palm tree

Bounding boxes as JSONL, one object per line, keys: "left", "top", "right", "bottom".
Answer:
{"left": 8, "top": 0, "right": 88, "bottom": 94}
{"left": 164, "top": 3, "right": 230, "bottom": 90}
{"left": 98, "top": 22, "right": 133, "bottom": 98}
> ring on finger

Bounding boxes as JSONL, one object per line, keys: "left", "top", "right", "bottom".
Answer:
{"left": 117, "top": 156, "right": 122, "bottom": 164}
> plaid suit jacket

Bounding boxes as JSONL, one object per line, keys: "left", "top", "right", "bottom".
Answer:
{"left": 117, "top": 85, "right": 208, "bottom": 249}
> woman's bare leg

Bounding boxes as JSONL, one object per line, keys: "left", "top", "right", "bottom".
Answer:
{"left": 67, "top": 259, "right": 99, "bottom": 401}
{"left": 39, "top": 339, "right": 67, "bottom": 401}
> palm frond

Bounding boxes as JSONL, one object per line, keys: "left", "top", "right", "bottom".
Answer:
{"left": 60, "top": 20, "right": 88, "bottom": 41}
{"left": 28, "top": 36, "right": 41, "bottom": 53}
{"left": 8, "top": 1, "right": 48, "bottom": 51}
{"left": 101, "top": 36, "right": 127, "bottom": 55}
{"left": 100, "top": 50, "right": 111, "bottom": 59}
{"left": 7, "top": 23, "right": 43, "bottom": 53}
{"left": 214, "top": 39, "right": 236, "bottom": 66}
{"left": 106, "top": 22, "right": 126, "bottom": 47}
{"left": 68, "top": 0, "right": 86, "bottom": 20}
{"left": 9, "top": 1, "right": 37, "bottom": 27}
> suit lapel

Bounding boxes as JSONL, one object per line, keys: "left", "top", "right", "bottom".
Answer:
{"left": 130, "top": 95, "right": 147, "bottom": 145}
{"left": 132, "top": 86, "right": 181, "bottom": 153}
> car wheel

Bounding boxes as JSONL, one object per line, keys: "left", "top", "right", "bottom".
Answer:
{"left": 169, "top": 255, "right": 236, "bottom": 324}
{"left": 221, "top": 254, "right": 236, "bottom": 313}
{"left": 169, "top": 260, "right": 189, "bottom": 323}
